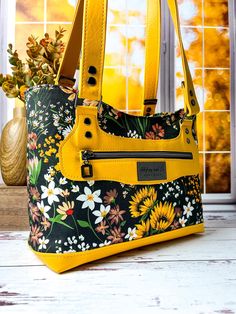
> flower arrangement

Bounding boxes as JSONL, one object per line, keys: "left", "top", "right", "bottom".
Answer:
{"left": 0, "top": 27, "right": 66, "bottom": 103}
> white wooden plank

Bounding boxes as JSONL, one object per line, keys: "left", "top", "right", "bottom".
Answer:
{"left": 204, "top": 212, "right": 236, "bottom": 228}
{"left": 0, "top": 227, "right": 235, "bottom": 267}
{"left": 0, "top": 260, "right": 235, "bottom": 314}
{"left": 204, "top": 204, "right": 236, "bottom": 211}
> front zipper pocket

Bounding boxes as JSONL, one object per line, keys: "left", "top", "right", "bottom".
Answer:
{"left": 81, "top": 150, "right": 193, "bottom": 178}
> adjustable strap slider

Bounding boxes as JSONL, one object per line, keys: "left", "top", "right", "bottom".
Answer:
{"left": 144, "top": 99, "right": 158, "bottom": 105}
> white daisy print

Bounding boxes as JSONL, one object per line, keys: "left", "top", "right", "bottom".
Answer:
{"left": 38, "top": 237, "right": 49, "bottom": 250}
{"left": 72, "top": 185, "right": 80, "bottom": 192}
{"left": 99, "top": 240, "right": 111, "bottom": 247}
{"left": 125, "top": 227, "right": 137, "bottom": 241}
{"left": 183, "top": 202, "right": 194, "bottom": 218}
{"left": 44, "top": 174, "right": 54, "bottom": 182}
{"left": 87, "top": 180, "right": 95, "bottom": 186}
{"left": 59, "top": 177, "right": 68, "bottom": 185}
{"left": 62, "top": 125, "right": 73, "bottom": 138}
{"left": 93, "top": 205, "right": 111, "bottom": 224}
{"left": 76, "top": 187, "right": 102, "bottom": 210}
{"left": 179, "top": 217, "right": 187, "bottom": 227}
{"left": 37, "top": 201, "right": 50, "bottom": 219}
{"left": 65, "top": 115, "right": 73, "bottom": 123}
{"left": 41, "top": 181, "right": 61, "bottom": 205}
{"left": 48, "top": 167, "right": 56, "bottom": 176}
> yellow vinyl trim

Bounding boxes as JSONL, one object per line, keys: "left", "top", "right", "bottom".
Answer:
{"left": 167, "top": 0, "right": 200, "bottom": 115}
{"left": 55, "top": 0, "right": 84, "bottom": 86}
{"left": 32, "top": 223, "right": 205, "bottom": 273}
{"left": 59, "top": 106, "right": 200, "bottom": 184}
{"left": 78, "top": 0, "right": 108, "bottom": 100}
{"left": 141, "top": 0, "right": 161, "bottom": 116}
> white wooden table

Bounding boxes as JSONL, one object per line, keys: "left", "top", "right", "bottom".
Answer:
{"left": 0, "top": 210, "right": 236, "bottom": 314}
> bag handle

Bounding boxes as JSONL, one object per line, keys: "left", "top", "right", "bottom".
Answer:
{"left": 57, "top": 0, "right": 200, "bottom": 116}
{"left": 142, "top": 0, "right": 161, "bottom": 116}
{"left": 56, "top": 0, "right": 84, "bottom": 87}
{"left": 57, "top": 0, "right": 161, "bottom": 116}
{"left": 166, "top": 0, "right": 199, "bottom": 115}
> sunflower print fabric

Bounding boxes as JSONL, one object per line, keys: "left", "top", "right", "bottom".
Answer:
{"left": 25, "top": 85, "right": 203, "bottom": 254}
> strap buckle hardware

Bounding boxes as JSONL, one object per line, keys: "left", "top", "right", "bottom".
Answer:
{"left": 144, "top": 99, "right": 158, "bottom": 105}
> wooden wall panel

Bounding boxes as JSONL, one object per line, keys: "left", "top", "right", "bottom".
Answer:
{"left": 0, "top": 185, "right": 28, "bottom": 231}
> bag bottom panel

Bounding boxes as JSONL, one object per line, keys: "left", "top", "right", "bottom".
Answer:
{"left": 31, "top": 223, "right": 204, "bottom": 273}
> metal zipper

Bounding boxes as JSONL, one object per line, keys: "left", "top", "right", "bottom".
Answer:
{"left": 81, "top": 150, "right": 193, "bottom": 178}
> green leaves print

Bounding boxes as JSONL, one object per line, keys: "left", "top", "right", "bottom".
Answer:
{"left": 28, "top": 157, "right": 42, "bottom": 185}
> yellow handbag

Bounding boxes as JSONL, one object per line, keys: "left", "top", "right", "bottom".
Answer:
{"left": 25, "top": 0, "right": 204, "bottom": 273}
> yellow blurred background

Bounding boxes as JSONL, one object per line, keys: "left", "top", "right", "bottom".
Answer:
{"left": 15, "top": 0, "right": 231, "bottom": 195}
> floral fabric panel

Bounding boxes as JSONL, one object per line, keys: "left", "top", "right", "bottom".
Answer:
{"left": 26, "top": 85, "right": 203, "bottom": 254}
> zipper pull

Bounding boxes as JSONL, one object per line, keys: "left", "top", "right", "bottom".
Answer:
{"left": 82, "top": 150, "right": 94, "bottom": 161}
{"left": 81, "top": 150, "right": 93, "bottom": 178}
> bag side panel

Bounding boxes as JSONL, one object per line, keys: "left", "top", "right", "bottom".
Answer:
{"left": 26, "top": 85, "right": 203, "bottom": 255}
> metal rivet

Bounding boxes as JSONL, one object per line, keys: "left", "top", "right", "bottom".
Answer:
{"left": 190, "top": 90, "right": 194, "bottom": 97}
{"left": 88, "top": 66, "right": 97, "bottom": 75}
{"left": 84, "top": 117, "right": 91, "bottom": 125}
{"left": 85, "top": 131, "right": 92, "bottom": 138}
{"left": 185, "top": 128, "right": 189, "bottom": 134}
{"left": 191, "top": 99, "right": 196, "bottom": 106}
{"left": 87, "top": 77, "right": 96, "bottom": 85}
{"left": 187, "top": 138, "right": 190, "bottom": 144}
{"left": 146, "top": 107, "right": 152, "bottom": 113}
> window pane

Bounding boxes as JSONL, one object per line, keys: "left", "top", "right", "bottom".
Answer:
{"left": 204, "top": 0, "right": 229, "bottom": 27}
{"left": 206, "top": 153, "right": 231, "bottom": 193}
{"left": 204, "top": 28, "right": 230, "bottom": 68}
{"left": 127, "top": 0, "right": 146, "bottom": 25}
{"left": 47, "top": 0, "right": 75, "bottom": 21}
{"left": 205, "top": 112, "right": 231, "bottom": 151}
{"left": 127, "top": 26, "right": 145, "bottom": 68}
{"left": 178, "top": 0, "right": 203, "bottom": 26}
{"left": 108, "top": 0, "right": 127, "bottom": 24}
{"left": 15, "top": 24, "right": 44, "bottom": 58}
{"left": 128, "top": 67, "right": 143, "bottom": 111}
{"left": 176, "top": 0, "right": 231, "bottom": 196}
{"left": 204, "top": 70, "right": 230, "bottom": 110}
{"left": 104, "top": 26, "right": 126, "bottom": 67}
{"left": 103, "top": 67, "right": 126, "bottom": 110}
{"left": 182, "top": 27, "right": 203, "bottom": 68}
{"left": 16, "top": 0, "right": 44, "bottom": 22}
{"left": 46, "top": 24, "right": 71, "bottom": 44}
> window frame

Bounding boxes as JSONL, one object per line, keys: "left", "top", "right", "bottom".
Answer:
{"left": 0, "top": 0, "right": 16, "bottom": 185}
{"left": 162, "top": 0, "right": 236, "bottom": 204}
{"left": 0, "top": 0, "right": 16, "bottom": 132}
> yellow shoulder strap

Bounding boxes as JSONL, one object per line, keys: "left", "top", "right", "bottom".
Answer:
{"left": 78, "top": 0, "right": 108, "bottom": 101}
{"left": 141, "top": 0, "right": 200, "bottom": 116}
{"left": 55, "top": 0, "right": 84, "bottom": 87}
{"left": 141, "top": 0, "right": 161, "bottom": 116}
{"left": 57, "top": 0, "right": 200, "bottom": 116}
{"left": 167, "top": 0, "right": 200, "bottom": 115}
{"left": 57, "top": 0, "right": 161, "bottom": 112}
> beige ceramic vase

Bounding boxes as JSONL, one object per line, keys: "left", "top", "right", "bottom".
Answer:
{"left": 0, "top": 106, "right": 27, "bottom": 185}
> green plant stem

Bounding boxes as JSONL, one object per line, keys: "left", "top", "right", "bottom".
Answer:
{"left": 87, "top": 208, "right": 103, "bottom": 242}
{"left": 72, "top": 215, "right": 80, "bottom": 237}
